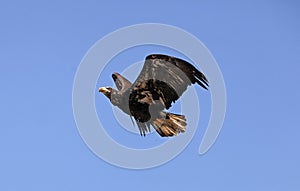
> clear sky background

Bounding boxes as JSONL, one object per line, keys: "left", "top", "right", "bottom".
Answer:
{"left": 1, "top": 0, "right": 300, "bottom": 190}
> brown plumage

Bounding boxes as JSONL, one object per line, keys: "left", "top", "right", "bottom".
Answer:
{"left": 99, "top": 54, "right": 208, "bottom": 137}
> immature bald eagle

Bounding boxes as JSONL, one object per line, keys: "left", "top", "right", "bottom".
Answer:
{"left": 99, "top": 54, "right": 208, "bottom": 137}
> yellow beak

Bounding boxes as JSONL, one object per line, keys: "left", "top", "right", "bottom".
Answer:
{"left": 99, "top": 87, "right": 109, "bottom": 93}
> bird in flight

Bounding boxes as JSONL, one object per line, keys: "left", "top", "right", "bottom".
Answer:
{"left": 99, "top": 54, "right": 209, "bottom": 137}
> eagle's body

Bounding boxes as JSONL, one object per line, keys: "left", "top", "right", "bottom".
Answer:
{"left": 99, "top": 54, "right": 208, "bottom": 137}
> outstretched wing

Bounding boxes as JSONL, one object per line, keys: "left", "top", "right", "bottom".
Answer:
{"left": 127, "top": 54, "right": 208, "bottom": 135}
{"left": 130, "top": 54, "right": 208, "bottom": 108}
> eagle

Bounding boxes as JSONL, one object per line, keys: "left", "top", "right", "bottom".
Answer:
{"left": 99, "top": 54, "right": 209, "bottom": 137}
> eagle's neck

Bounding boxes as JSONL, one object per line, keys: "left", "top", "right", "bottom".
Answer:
{"left": 111, "top": 91, "right": 131, "bottom": 115}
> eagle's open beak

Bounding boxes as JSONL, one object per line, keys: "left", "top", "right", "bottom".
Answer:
{"left": 99, "top": 87, "right": 108, "bottom": 93}
{"left": 99, "top": 87, "right": 109, "bottom": 93}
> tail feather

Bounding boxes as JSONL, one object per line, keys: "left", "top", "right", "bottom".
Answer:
{"left": 151, "top": 111, "right": 187, "bottom": 137}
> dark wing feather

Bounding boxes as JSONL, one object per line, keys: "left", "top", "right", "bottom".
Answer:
{"left": 146, "top": 54, "right": 209, "bottom": 89}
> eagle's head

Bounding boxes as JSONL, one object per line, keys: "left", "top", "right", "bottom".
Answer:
{"left": 99, "top": 87, "right": 123, "bottom": 107}
{"left": 99, "top": 87, "right": 114, "bottom": 100}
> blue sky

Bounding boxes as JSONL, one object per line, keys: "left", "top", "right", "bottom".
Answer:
{"left": 1, "top": 0, "right": 300, "bottom": 190}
